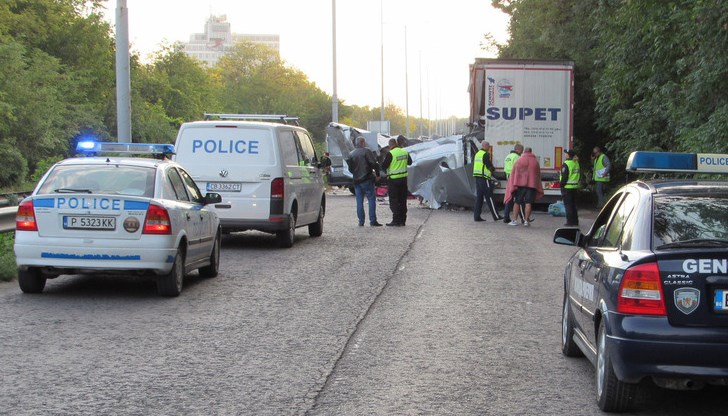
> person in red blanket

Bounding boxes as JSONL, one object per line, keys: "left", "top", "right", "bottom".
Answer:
{"left": 504, "top": 147, "right": 543, "bottom": 227}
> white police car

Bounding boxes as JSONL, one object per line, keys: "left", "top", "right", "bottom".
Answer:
{"left": 14, "top": 142, "right": 222, "bottom": 297}
{"left": 554, "top": 151, "right": 728, "bottom": 411}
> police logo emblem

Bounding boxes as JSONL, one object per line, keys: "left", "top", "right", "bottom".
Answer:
{"left": 674, "top": 288, "right": 700, "bottom": 315}
{"left": 219, "top": 169, "right": 228, "bottom": 178}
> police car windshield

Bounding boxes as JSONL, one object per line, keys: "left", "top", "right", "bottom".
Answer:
{"left": 37, "top": 165, "right": 155, "bottom": 197}
{"left": 653, "top": 196, "right": 728, "bottom": 250}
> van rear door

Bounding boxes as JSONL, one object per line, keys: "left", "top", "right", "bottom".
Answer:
{"left": 174, "top": 123, "right": 276, "bottom": 221}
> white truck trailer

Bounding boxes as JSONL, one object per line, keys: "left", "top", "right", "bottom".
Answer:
{"left": 468, "top": 59, "right": 574, "bottom": 203}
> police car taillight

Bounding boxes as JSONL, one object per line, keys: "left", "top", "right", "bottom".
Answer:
{"left": 142, "top": 204, "right": 172, "bottom": 235}
{"left": 16, "top": 200, "right": 38, "bottom": 232}
{"left": 271, "top": 178, "right": 284, "bottom": 199}
{"left": 617, "top": 262, "right": 666, "bottom": 315}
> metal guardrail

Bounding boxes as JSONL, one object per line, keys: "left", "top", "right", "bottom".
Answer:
{"left": 0, "top": 206, "right": 17, "bottom": 233}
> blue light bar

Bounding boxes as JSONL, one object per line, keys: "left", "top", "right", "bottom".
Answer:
{"left": 626, "top": 151, "right": 728, "bottom": 174}
{"left": 76, "top": 142, "right": 175, "bottom": 156}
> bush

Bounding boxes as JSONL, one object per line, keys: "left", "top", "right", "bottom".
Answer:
{"left": 0, "top": 233, "right": 17, "bottom": 282}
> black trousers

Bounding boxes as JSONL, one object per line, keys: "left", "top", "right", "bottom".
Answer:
{"left": 562, "top": 188, "right": 579, "bottom": 225}
{"left": 474, "top": 177, "right": 500, "bottom": 221}
{"left": 388, "top": 177, "right": 409, "bottom": 225}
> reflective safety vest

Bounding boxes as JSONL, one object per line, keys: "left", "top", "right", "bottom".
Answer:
{"left": 473, "top": 149, "right": 492, "bottom": 179}
{"left": 387, "top": 147, "right": 409, "bottom": 179}
{"left": 504, "top": 152, "right": 520, "bottom": 177}
{"left": 561, "top": 159, "right": 581, "bottom": 189}
{"left": 594, "top": 154, "right": 610, "bottom": 182}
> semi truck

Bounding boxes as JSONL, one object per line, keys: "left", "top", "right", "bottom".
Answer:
{"left": 468, "top": 58, "right": 574, "bottom": 203}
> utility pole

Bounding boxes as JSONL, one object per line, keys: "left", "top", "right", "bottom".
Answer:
{"left": 331, "top": 0, "right": 338, "bottom": 123}
{"left": 115, "top": 0, "right": 131, "bottom": 142}
{"left": 419, "top": 51, "right": 423, "bottom": 138}
{"left": 405, "top": 26, "right": 409, "bottom": 138}
{"left": 380, "top": 0, "right": 385, "bottom": 124}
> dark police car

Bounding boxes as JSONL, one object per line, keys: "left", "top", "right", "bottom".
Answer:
{"left": 554, "top": 151, "right": 728, "bottom": 412}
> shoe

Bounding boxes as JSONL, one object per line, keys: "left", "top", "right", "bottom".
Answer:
{"left": 523, "top": 221, "right": 530, "bottom": 227}
{"left": 371, "top": 222, "right": 383, "bottom": 227}
{"left": 474, "top": 218, "right": 485, "bottom": 222}
{"left": 508, "top": 220, "right": 519, "bottom": 226}
{"left": 358, "top": 223, "right": 364, "bottom": 226}
{"left": 503, "top": 218, "right": 511, "bottom": 224}
{"left": 495, "top": 216, "right": 505, "bottom": 221}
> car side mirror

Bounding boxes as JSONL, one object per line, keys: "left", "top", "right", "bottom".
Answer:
{"left": 205, "top": 193, "right": 222, "bottom": 205}
{"left": 553, "top": 227, "right": 584, "bottom": 247}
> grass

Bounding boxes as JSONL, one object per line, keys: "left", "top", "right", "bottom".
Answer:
{"left": 0, "top": 233, "right": 17, "bottom": 282}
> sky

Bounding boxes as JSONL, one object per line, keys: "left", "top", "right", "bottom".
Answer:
{"left": 101, "top": 0, "right": 511, "bottom": 119}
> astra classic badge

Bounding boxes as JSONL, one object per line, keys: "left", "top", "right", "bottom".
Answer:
{"left": 674, "top": 287, "right": 700, "bottom": 315}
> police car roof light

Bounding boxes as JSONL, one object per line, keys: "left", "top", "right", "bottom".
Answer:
{"left": 203, "top": 113, "right": 300, "bottom": 125}
{"left": 76, "top": 141, "right": 175, "bottom": 156}
{"left": 626, "top": 151, "right": 728, "bottom": 174}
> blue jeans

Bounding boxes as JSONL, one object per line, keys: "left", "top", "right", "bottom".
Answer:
{"left": 354, "top": 179, "right": 377, "bottom": 225}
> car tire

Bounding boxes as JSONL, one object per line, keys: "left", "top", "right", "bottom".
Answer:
{"left": 276, "top": 214, "right": 295, "bottom": 248}
{"left": 596, "top": 320, "right": 636, "bottom": 412}
{"left": 18, "top": 268, "right": 46, "bottom": 294}
{"left": 157, "top": 248, "right": 185, "bottom": 297}
{"left": 561, "top": 294, "right": 583, "bottom": 357}
{"left": 308, "top": 204, "right": 324, "bottom": 237}
{"left": 198, "top": 230, "right": 220, "bottom": 278}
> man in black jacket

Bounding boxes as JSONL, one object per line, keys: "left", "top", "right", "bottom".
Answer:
{"left": 346, "top": 136, "right": 382, "bottom": 227}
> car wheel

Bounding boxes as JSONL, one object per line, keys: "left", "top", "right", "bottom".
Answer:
{"left": 561, "top": 294, "right": 583, "bottom": 357}
{"left": 308, "top": 204, "right": 324, "bottom": 237}
{"left": 18, "top": 268, "right": 46, "bottom": 294}
{"left": 596, "top": 320, "right": 636, "bottom": 412}
{"left": 276, "top": 214, "right": 296, "bottom": 248}
{"left": 198, "top": 230, "right": 220, "bottom": 278}
{"left": 157, "top": 247, "right": 185, "bottom": 297}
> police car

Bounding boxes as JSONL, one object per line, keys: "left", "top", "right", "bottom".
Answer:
{"left": 14, "top": 142, "right": 223, "bottom": 297}
{"left": 554, "top": 151, "right": 728, "bottom": 411}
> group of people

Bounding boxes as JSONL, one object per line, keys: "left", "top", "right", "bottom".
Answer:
{"left": 345, "top": 135, "right": 412, "bottom": 227}
{"left": 345, "top": 133, "right": 611, "bottom": 229}
{"left": 472, "top": 141, "right": 611, "bottom": 228}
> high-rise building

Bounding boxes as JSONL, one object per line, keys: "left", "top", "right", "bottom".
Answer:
{"left": 183, "top": 15, "right": 280, "bottom": 66}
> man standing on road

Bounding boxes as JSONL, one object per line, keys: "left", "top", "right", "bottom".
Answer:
{"left": 592, "top": 146, "right": 611, "bottom": 208}
{"left": 346, "top": 136, "right": 382, "bottom": 227}
{"left": 382, "top": 136, "right": 412, "bottom": 227}
{"left": 472, "top": 140, "right": 503, "bottom": 222}
{"left": 502, "top": 143, "right": 523, "bottom": 223}
{"left": 560, "top": 149, "right": 581, "bottom": 227}
{"left": 506, "top": 147, "right": 543, "bottom": 227}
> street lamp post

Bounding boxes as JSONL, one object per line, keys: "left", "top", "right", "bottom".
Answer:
{"left": 331, "top": 0, "right": 338, "bottom": 123}
{"left": 115, "top": 0, "right": 131, "bottom": 142}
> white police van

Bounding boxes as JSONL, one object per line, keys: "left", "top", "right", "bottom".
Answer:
{"left": 14, "top": 142, "right": 223, "bottom": 297}
{"left": 173, "top": 114, "right": 325, "bottom": 248}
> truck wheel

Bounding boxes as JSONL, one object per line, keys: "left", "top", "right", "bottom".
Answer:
{"left": 596, "top": 320, "right": 636, "bottom": 412}
{"left": 276, "top": 214, "right": 295, "bottom": 248}
{"left": 561, "top": 294, "right": 583, "bottom": 357}
{"left": 198, "top": 231, "right": 220, "bottom": 278}
{"left": 308, "top": 204, "right": 324, "bottom": 237}
{"left": 18, "top": 268, "right": 46, "bottom": 294}
{"left": 157, "top": 248, "right": 184, "bottom": 297}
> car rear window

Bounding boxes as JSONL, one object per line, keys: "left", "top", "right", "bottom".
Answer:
{"left": 653, "top": 195, "right": 728, "bottom": 247}
{"left": 37, "top": 164, "right": 156, "bottom": 197}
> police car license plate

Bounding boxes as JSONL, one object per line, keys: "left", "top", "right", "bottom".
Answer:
{"left": 63, "top": 216, "right": 116, "bottom": 230}
{"left": 207, "top": 182, "right": 242, "bottom": 192}
{"left": 714, "top": 289, "right": 728, "bottom": 311}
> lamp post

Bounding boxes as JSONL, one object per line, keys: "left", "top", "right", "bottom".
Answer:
{"left": 115, "top": 0, "right": 131, "bottom": 142}
{"left": 331, "top": 0, "right": 338, "bottom": 123}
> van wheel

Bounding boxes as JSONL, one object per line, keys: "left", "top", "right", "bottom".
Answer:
{"left": 308, "top": 205, "right": 324, "bottom": 237}
{"left": 276, "top": 214, "right": 295, "bottom": 248}
{"left": 18, "top": 268, "right": 46, "bottom": 294}
{"left": 158, "top": 248, "right": 185, "bottom": 297}
{"left": 198, "top": 231, "right": 220, "bottom": 278}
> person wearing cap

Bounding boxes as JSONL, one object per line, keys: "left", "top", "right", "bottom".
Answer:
{"left": 560, "top": 149, "right": 581, "bottom": 227}
{"left": 472, "top": 140, "right": 503, "bottom": 222}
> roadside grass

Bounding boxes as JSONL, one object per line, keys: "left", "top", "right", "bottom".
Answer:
{"left": 0, "top": 233, "right": 16, "bottom": 282}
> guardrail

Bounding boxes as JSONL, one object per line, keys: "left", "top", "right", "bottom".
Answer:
{"left": 0, "top": 206, "right": 17, "bottom": 233}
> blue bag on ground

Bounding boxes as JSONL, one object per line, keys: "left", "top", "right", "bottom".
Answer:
{"left": 548, "top": 200, "right": 566, "bottom": 217}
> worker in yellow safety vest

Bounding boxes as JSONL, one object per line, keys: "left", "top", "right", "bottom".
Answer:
{"left": 560, "top": 149, "right": 581, "bottom": 226}
{"left": 473, "top": 141, "right": 503, "bottom": 222}
{"left": 382, "top": 136, "right": 412, "bottom": 226}
{"left": 592, "top": 146, "right": 611, "bottom": 208}
{"left": 502, "top": 143, "right": 524, "bottom": 223}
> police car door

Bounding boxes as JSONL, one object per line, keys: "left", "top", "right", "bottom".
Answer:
{"left": 166, "top": 167, "right": 205, "bottom": 262}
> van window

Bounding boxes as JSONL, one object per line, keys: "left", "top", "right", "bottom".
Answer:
{"left": 175, "top": 125, "right": 275, "bottom": 167}
{"left": 279, "top": 130, "right": 301, "bottom": 166}
{"left": 297, "top": 131, "right": 317, "bottom": 165}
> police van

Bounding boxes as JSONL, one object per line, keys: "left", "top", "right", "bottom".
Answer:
{"left": 173, "top": 114, "right": 325, "bottom": 248}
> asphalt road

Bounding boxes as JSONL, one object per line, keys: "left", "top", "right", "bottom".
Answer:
{"left": 1, "top": 191, "right": 727, "bottom": 415}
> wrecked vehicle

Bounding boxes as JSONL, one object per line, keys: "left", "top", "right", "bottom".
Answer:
{"left": 325, "top": 123, "right": 390, "bottom": 190}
